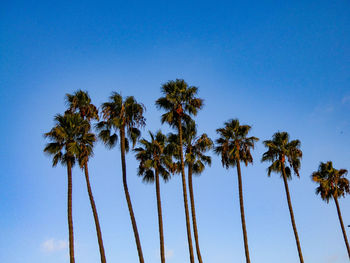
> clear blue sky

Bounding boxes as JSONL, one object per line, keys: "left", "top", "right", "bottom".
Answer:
{"left": 1, "top": 0, "right": 350, "bottom": 262}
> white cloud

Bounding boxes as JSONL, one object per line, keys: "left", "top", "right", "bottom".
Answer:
{"left": 41, "top": 238, "right": 68, "bottom": 253}
{"left": 155, "top": 246, "right": 174, "bottom": 260}
{"left": 165, "top": 247, "right": 174, "bottom": 260}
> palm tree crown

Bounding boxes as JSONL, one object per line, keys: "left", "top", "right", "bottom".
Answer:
{"left": 134, "top": 130, "right": 175, "bottom": 183}
{"left": 96, "top": 92, "right": 146, "bottom": 149}
{"left": 261, "top": 131, "right": 302, "bottom": 178}
{"left": 44, "top": 113, "right": 91, "bottom": 166}
{"left": 169, "top": 120, "right": 213, "bottom": 173}
{"left": 66, "top": 90, "right": 99, "bottom": 121}
{"left": 312, "top": 161, "right": 349, "bottom": 202}
{"left": 215, "top": 119, "right": 258, "bottom": 168}
{"left": 155, "top": 79, "right": 203, "bottom": 126}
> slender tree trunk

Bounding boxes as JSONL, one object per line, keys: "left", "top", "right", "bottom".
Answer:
{"left": 178, "top": 119, "right": 195, "bottom": 263}
{"left": 188, "top": 164, "right": 203, "bottom": 263}
{"left": 334, "top": 197, "right": 350, "bottom": 258}
{"left": 281, "top": 163, "right": 304, "bottom": 263}
{"left": 120, "top": 128, "right": 145, "bottom": 263}
{"left": 155, "top": 169, "right": 166, "bottom": 263}
{"left": 67, "top": 160, "right": 75, "bottom": 263}
{"left": 84, "top": 164, "right": 107, "bottom": 263}
{"left": 236, "top": 161, "right": 251, "bottom": 263}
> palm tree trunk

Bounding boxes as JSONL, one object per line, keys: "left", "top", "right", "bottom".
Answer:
{"left": 84, "top": 164, "right": 107, "bottom": 263}
{"left": 178, "top": 118, "right": 195, "bottom": 263}
{"left": 155, "top": 168, "right": 166, "bottom": 263}
{"left": 188, "top": 164, "right": 203, "bottom": 263}
{"left": 67, "top": 159, "right": 75, "bottom": 263}
{"left": 236, "top": 161, "right": 250, "bottom": 263}
{"left": 334, "top": 197, "right": 350, "bottom": 258}
{"left": 120, "top": 128, "right": 145, "bottom": 263}
{"left": 281, "top": 163, "right": 304, "bottom": 263}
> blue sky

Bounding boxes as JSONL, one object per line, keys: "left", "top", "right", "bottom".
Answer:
{"left": 1, "top": 0, "right": 350, "bottom": 262}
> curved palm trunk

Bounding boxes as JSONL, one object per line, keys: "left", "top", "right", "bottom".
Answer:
{"left": 236, "top": 161, "right": 251, "bottom": 263}
{"left": 67, "top": 160, "right": 75, "bottom": 263}
{"left": 120, "top": 128, "right": 145, "bottom": 263}
{"left": 178, "top": 119, "right": 195, "bottom": 263}
{"left": 334, "top": 197, "right": 350, "bottom": 258}
{"left": 281, "top": 163, "right": 304, "bottom": 263}
{"left": 84, "top": 164, "right": 107, "bottom": 263}
{"left": 155, "top": 169, "right": 166, "bottom": 263}
{"left": 188, "top": 164, "right": 203, "bottom": 263}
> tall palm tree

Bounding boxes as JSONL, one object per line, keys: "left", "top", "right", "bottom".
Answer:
{"left": 44, "top": 113, "right": 90, "bottom": 263}
{"left": 261, "top": 131, "right": 304, "bottom": 263}
{"left": 156, "top": 79, "right": 203, "bottom": 263}
{"left": 168, "top": 120, "right": 212, "bottom": 263}
{"left": 184, "top": 121, "right": 213, "bottom": 263}
{"left": 134, "top": 131, "right": 174, "bottom": 263}
{"left": 66, "top": 90, "right": 107, "bottom": 263}
{"left": 311, "top": 161, "right": 350, "bottom": 258}
{"left": 96, "top": 92, "right": 146, "bottom": 263}
{"left": 214, "top": 119, "right": 258, "bottom": 263}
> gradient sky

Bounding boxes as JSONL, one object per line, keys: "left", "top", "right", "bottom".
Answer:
{"left": 1, "top": 1, "right": 350, "bottom": 262}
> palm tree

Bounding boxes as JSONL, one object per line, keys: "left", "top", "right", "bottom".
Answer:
{"left": 44, "top": 113, "right": 90, "bottom": 263}
{"left": 183, "top": 121, "right": 213, "bottom": 263}
{"left": 311, "top": 161, "right": 350, "bottom": 258}
{"left": 155, "top": 79, "right": 203, "bottom": 263}
{"left": 261, "top": 131, "right": 304, "bottom": 263}
{"left": 168, "top": 120, "right": 212, "bottom": 263}
{"left": 66, "top": 90, "right": 107, "bottom": 263}
{"left": 134, "top": 131, "right": 174, "bottom": 263}
{"left": 96, "top": 92, "right": 146, "bottom": 263}
{"left": 214, "top": 119, "right": 258, "bottom": 263}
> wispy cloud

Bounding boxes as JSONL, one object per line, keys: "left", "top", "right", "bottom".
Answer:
{"left": 308, "top": 104, "right": 334, "bottom": 121}
{"left": 324, "top": 105, "right": 334, "bottom": 113}
{"left": 41, "top": 238, "right": 68, "bottom": 253}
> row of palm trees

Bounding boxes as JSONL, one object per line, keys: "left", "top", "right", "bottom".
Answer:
{"left": 44, "top": 79, "right": 350, "bottom": 263}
